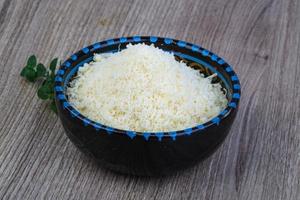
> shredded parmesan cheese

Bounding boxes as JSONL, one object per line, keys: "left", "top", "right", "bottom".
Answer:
{"left": 67, "top": 44, "right": 227, "bottom": 132}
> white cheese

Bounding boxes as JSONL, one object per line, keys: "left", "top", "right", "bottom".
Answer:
{"left": 67, "top": 44, "right": 227, "bottom": 132}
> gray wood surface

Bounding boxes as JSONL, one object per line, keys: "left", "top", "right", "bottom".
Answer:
{"left": 0, "top": 0, "right": 299, "bottom": 199}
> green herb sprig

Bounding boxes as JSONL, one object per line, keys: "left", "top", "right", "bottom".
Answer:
{"left": 21, "top": 55, "right": 59, "bottom": 113}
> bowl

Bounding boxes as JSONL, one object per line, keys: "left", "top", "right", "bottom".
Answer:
{"left": 54, "top": 36, "right": 241, "bottom": 176}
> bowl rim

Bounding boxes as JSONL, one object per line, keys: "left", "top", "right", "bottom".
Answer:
{"left": 54, "top": 36, "right": 241, "bottom": 141}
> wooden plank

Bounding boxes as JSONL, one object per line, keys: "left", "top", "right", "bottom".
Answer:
{"left": 0, "top": 0, "right": 299, "bottom": 199}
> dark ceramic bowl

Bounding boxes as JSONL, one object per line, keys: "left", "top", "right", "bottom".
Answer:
{"left": 55, "top": 36, "right": 241, "bottom": 176}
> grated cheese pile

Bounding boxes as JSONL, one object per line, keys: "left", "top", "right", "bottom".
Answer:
{"left": 67, "top": 44, "right": 228, "bottom": 132}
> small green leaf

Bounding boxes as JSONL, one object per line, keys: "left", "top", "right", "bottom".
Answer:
{"left": 50, "top": 72, "right": 55, "bottom": 80}
{"left": 49, "top": 58, "right": 58, "bottom": 73}
{"left": 37, "top": 85, "right": 50, "bottom": 100}
{"left": 21, "top": 55, "right": 58, "bottom": 115}
{"left": 43, "top": 81, "right": 53, "bottom": 93}
{"left": 45, "top": 77, "right": 51, "bottom": 85}
{"left": 48, "top": 92, "right": 54, "bottom": 100}
{"left": 50, "top": 100, "right": 57, "bottom": 113}
{"left": 45, "top": 71, "right": 50, "bottom": 79}
{"left": 27, "top": 55, "right": 37, "bottom": 68}
{"left": 20, "top": 67, "right": 28, "bottom": 77}
{"left": 25, "top": 67, "right": 37, "bottom": 82}
{"left": 36, "top": 63, "right": 46, "bottom": 77}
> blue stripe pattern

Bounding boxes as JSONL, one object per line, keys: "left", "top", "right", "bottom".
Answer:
{"left": 93, "top": 43, "right": 101, "bottom": 49}
{"left": 231, "top": 75, "right": 238, "bottom": 81}
{"left": 218, "top": 59, "right": 225, "bottom": 65}
{"left": 234, "top": 84, "right": 240, "bottom": 89}
{"left": 156, "top": 132, "right": 164, "bottom": 141}
{"left": 93, "top": 123, "right": 102, "bottom": 131}
{"left": 55, "top": 86, "right": 63, "bottom": 92}
{"left": 63, "top": 102, "right": 70, "bottom": 109}
{"left": 82, "top": 47, "right": 89, "bottom": 54}
{"left": 164, "top": 38, "right": 173, "bottom": 44}
{"left": 191, "top": 45, "right": 199, "bottom": 52}
{"left": 64, "top": 61, "right": 71, "bottom": 68}
{"left": 57, "top": 69, "right": 64, "bottom": 75}
{"left": 55, "top": 76, "right": 63, "bottom": 82}
{"left": 106, "top": 127, "right": 114, "bottom": 134}
{"left": 169, "top": 132, "right": 177, "bottom": 140}
{"left": 83, "top": 118, "right": 91, "bottom": 126}
{"left": 57, "top": 94, "right": 65, "bottom": 100}
{"left": 226, "top": 66, "right": 233, "bottom": 72}
{"left": 177, "top": 41, "right": 186, "bottom": 47}
{"left": 220, "top": 109, "right": 228, "bottom": 116}
{"left": 71, "top": 54, "right": 77, "bottom": 61}
{"left": 197, "top": 124, "right": 205, "bottom": 130}
{"left": 120, "top": 37, "right": 127, "bottom": 43}
{"left": 70, "top": 110, "right": 80, "bottom": 118}
{"left": 150, "top": 36, "right": 158, "bottom": 42}
{"left": 201, "top": 50, "right": 209, "bottom": 56}
{"left": 106, "top": 39, "right": 114, "bottom": 45}
{"left": 143, "top": 132, "right": 151, "bottom": 140}
{"left": 211, "top": 54, "right": 218, "bottom": 61}
{"left": 233, "top": 93, "right": 240, "bottom": 99}
{"left": 126, "top": 131, "right": 137, "bottom": 139}
{"left": 184, "top": 128, "right": 193, "bottom": 135}
{"left": 229, "top": 102, "right": 237, "bottom": 108}
{"left": 133, "top": 36, "right": 141, "bottom": 42}
{"left": 212, "top": 117, "right": 221, "bottom": 125}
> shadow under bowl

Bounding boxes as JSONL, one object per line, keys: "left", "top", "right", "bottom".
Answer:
{"left": 54, "top": 36, "right": 241, "bottom": 176}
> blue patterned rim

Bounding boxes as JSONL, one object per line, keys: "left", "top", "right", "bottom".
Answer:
{"left": 55, "top": 36, "right": 241, "bottom": 141}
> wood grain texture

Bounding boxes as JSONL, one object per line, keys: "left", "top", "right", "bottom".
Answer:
{"left": 0, "top": 0, "right": 299, "bottom": 199}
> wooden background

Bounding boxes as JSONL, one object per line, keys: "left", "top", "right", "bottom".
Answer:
{"left": 0, "top": 0, "right": 299, "bottom": 199}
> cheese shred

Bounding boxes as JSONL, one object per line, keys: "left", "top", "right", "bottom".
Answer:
{"left": 67, "top": 44, "right": 228, "bottom": 132}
